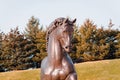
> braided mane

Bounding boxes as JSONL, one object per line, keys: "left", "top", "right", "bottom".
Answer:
{"left": 46, "top": 17, "right": 65, "bottom": 50}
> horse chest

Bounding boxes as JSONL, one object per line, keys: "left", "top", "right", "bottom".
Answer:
{"left": 51, "top": 68, "right": 66, "bottom": 80}
{"left": 51, "top": 58, "right": 74, "bottom": 80}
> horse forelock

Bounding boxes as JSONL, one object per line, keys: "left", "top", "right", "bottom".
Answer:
{"left": 47, "top": 18, "right": 65, "bottom": 33}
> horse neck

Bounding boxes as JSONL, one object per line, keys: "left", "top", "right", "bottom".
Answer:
{"left": 47, "top": 35, "right": 63, "bottom": 66}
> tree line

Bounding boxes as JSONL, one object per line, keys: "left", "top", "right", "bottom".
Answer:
{"left": 0, "top": 16, "right": 120, "bottom": 72}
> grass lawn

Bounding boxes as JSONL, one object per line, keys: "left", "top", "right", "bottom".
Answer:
{"left": 0, "top": 59, "right": 120, "bottom": 80}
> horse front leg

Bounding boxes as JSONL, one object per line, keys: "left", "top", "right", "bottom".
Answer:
{"left": 65, "top": 73, "right": 77, "bottom": 80}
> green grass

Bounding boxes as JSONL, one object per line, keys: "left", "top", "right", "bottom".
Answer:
{"left": 0, "top": 59, "right": 120, "bottom": 80}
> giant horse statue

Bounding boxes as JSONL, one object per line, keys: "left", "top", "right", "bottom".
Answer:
{"left": 41, "top": 17, "right": 77, "bottom": 80}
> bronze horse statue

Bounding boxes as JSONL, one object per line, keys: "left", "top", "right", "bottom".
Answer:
{"left": 41, "top": 17, "right": 77, "bottom": 80}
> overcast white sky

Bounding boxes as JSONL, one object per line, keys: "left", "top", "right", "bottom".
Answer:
{"left": 0, "top": 0, "right": 120, "bottom": 33}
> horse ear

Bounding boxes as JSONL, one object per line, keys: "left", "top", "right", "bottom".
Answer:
{"left": 72, "top": 18, "right": 76, "bottom": 23}
{"left": 64, "top": 18, "right": 69, "bottom": 23}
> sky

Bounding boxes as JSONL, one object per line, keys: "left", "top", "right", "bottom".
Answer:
{"left": 0, "top": 0, "right": 120, "bottom": 33}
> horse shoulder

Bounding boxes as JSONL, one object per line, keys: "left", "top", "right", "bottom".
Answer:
{"left": 41, "top": 57, "right": 53, "bottom": 75}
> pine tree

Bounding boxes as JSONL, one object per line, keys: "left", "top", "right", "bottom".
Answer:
{"left": 1, "top": 27, "right": 37, "bottom": 70}
{"left": 25, "top": 16, "right": 40, "bottom": 42}
{"left": 76, "top": 19, "right": 98, "bottom": 61}
{"left": 70, "top": 25, "right": 81, "bottom": 62}
{"left": 1, "top": 32, "right": 12, "bottom": 70}
{"left": 0, "top": 32, "right": 2, "bottom": 59}
{"left": 102, "top": 20, "right": 119, "bottom": 59}
{"left": 115, "top": 32, "right": 120, "bottom": 58}
{"left": 0, "top": 31, "right": 4, "bottom": 71}
{"left": 24, "top": 16, "right": 46, "bottom": 68}
{"left": 74, "top": 19, "right": 113, "bottom": 61}
{"left": 32, "top": 29, "right": 46, "bottom": 67}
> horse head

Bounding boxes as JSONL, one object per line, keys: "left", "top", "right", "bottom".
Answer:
{"left": 54, "top": 18, "right": 76, "bottom": 53}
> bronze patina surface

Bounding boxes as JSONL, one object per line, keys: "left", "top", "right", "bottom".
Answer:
{"left": 41, "top": 17, "right": 77, "bottom": 80}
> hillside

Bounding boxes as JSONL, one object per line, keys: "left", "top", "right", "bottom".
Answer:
{"left": 0, "top": 59, "right": 120, "bottom": 80}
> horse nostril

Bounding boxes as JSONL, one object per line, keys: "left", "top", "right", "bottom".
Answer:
{"left": 65, "top": 45, "right": 71, "bottom": 49}
{"left": 65, "top": 46, "right": 68, "bottom": 49}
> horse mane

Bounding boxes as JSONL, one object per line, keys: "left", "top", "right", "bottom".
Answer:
{"left": 46, "top": 17, "right": 65, "bottom": 50}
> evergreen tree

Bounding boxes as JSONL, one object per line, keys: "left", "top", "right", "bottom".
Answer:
{"left": 32, "top": 29, "right": 46, "bottom": 67}
{"left": 0, "top": 31, "right": 4, "bottom": 71}
{"left": 103, "top": 21, "right": 118, "bottom": 59}
{"left": 115, "top": 32, "right": 120, "bottom": 58}
{"left": 0, "top": 31, "right": 2, "bottom": 59}
{"left": 1, "top": 27, "right": 37, "bottom": 70}
{"left": 74, "top": 19, "right": 116, "bottom": 61}
{"left": 70, "top": 25, "right": 81, "bottom": 62}
{"left": 1, "top": 32, "right": 12, "bottom": 70}
{"left": 25, "top": 16, "right": 40, "bottom": 42}
{"left": 76, "top": 19, "right": 98, "bottom": 61}
{"left": 94, "top": 27, "right": 110, "bottom": 59}
{"left": 24, "top": 16, "right": 46, "bottom": 68}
